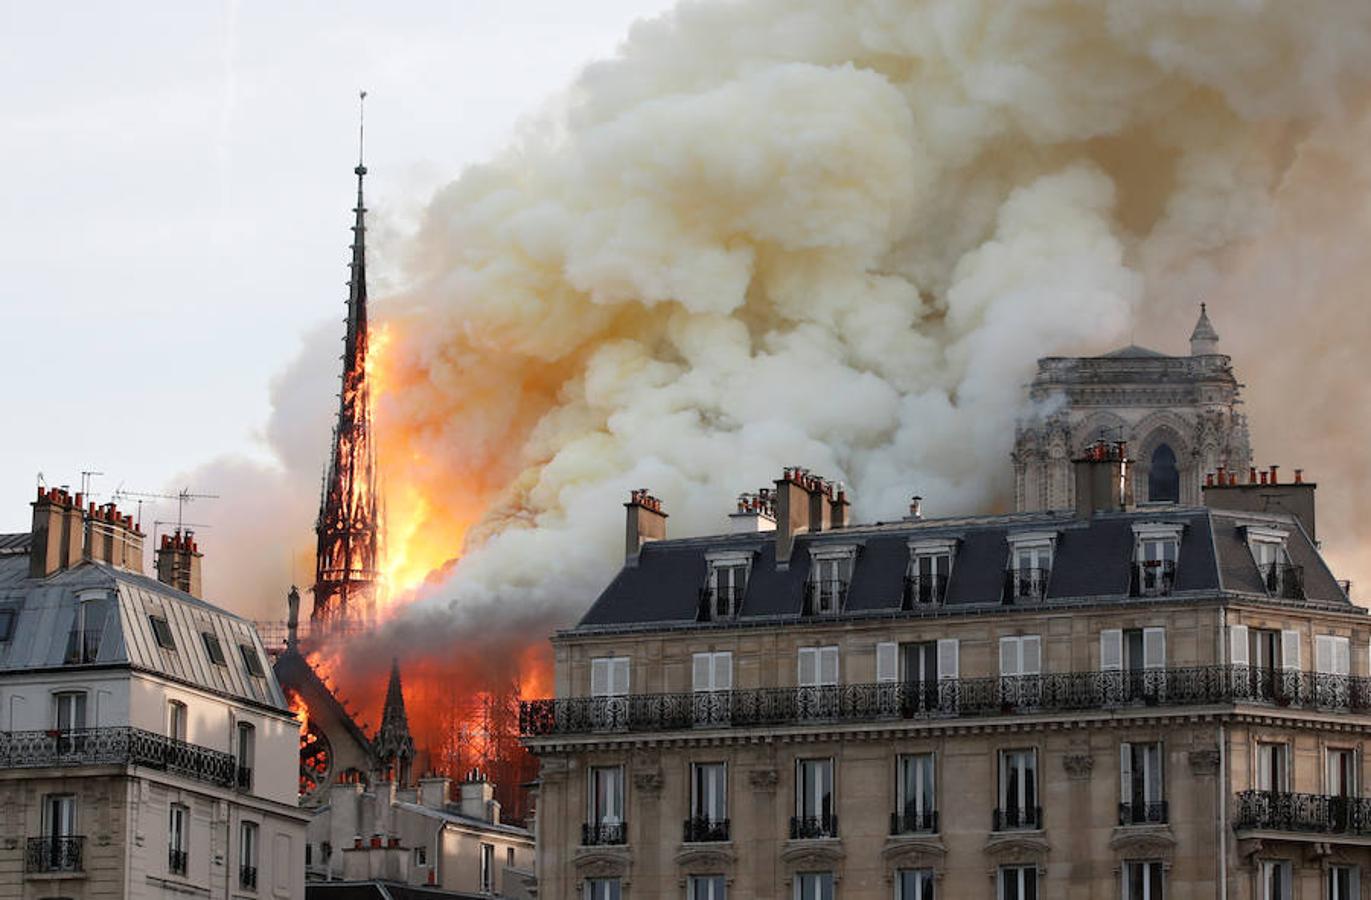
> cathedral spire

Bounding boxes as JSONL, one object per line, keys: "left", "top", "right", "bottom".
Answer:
{"left": 1190, "top": 302, "right": 1219, "bottom": 356}
{"left": 372, "top": 658, "right": 416, "bottom": 785}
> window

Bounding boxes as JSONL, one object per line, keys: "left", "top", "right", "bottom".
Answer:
{"left": 807, "top": 549, "right": 854, "bottom": 615}
{"left": 794, "top": 758, "right": 835, "bottom": 837}
{"left": 1328, "top": 748, "right": 1356, "bottom": 797}
{"left": 64, "top": 597, "right": 107, "bottom": 664}
{"left": 999, "top": 865, "right": 1038, "bottom": 900}
{"left": 1257, "top": 743, "right": 1289, "bottom": 792}
{"left": 150, "top": 615, "right": 176, "bottom": 650}
{"left": 1247, "top": 529, "right": 1301, "bottom": 598}
{"left": 689, "top": 763, "right": 728, "bottom": 840}
{"left": 997, "top": 749, "right": 1039, "bottom": 830}
{"left": 878, "top": 641, "right": 951, "bottom": 713}
{"left": 689, "top": 874, "right": 726, "bottom": 900}
{"left": 239, "top": 821, "right": 258, "bottom": 890}
{"left": 238, "top": 644, "right": 265, "bottom": 678}
{"left": 797, "top": 646, "right": 839, "bottom": 687}
{"left": 413, "top": 846, "right": 427, "bottom": 867}
{"left": 703, "top": 557, "right": 749, "bottom": 619}
{"left": 1147, "top": 444, "right": 1180, "bottom": 502}
{"left": 1123, "top": 860, "right": 1164, "bottom": 900}
{"left": 693, "top": 652, "right": 732, "bottom": 693}
{"left": 202, "top": 632, "right": 226, "bottom": 666}
{"left": 40, "top": 794, "right": 78, "bottom": 873}
{"left": 1101, "top": 628, "right": 1166, "bottom": 700}
{"left": 1006, "top": 535, "right": 1054, "bottom": 602}
{"left": 1315, "top": 635, "right": 1352, "bottom": 706}
{"left": 0, "top": 607, "right": 15, "bottom": 641}
{"left": 480, "top": 842, "right": 494, "bottom": 893}
{"left": 1328, "top": 865, "right": 1358, "bottom": 900}
{"left": 999, "top": 635, "right": 1042, "bottom": 707}
{"left": 895, "top": 753, "right": 936, "bottom": 833}
{"left": 168, "top": 804, "right": 188, "bottom": 875}
{"left": 585, "top": 878, "right": 621, "bottom": 900}
{"left": 794, "top": 872, "right": 835, "bottom": 900}
{"left": 586, "top": 766, "right": 625, "bottom": 844}
{"left": 506, "top": 847, "right": 514, "bottom": 867}
{"left": 236, "top": 723, "right": 255, "bottom": 790}
{"left": 1120, "top": 742, "right": 1165, "bottom": 824}
{"left": 54, "top": 691, "right": 87, "bottom": 731}
{"left": 1132, "top": 524, "right": 1180, "bottom": 596}
{"left": 897, "top": 869, "right": 935, "bottom": 900}
{"left": 905, "top": 540, "right": 954, "bottom": 607}
{"left": 1260, "top": 860, "right": 1291, "bottom": 900}
{"left": 167, "top": 700, "right": 187, "bottom": 741}
{"left": 590, "top": 657, "right": 630, "bottom": 696}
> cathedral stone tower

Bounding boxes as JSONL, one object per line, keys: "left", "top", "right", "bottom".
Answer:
{"left": 1013, "top": 305, "right": 1252, "bottom": 511}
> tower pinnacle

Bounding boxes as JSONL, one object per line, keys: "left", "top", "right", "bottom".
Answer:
{"left": 372, "top": 658, "right": 416, "bottom": 785}
{"left": 1190, "top": 302, "right": 1220, "bottom": 355}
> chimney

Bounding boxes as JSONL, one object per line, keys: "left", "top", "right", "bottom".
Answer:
{"left": 623, "top": 489, "right": 667, "bottom": 565}
{"left": 829, "top": 487, "right": 850, "bottom": 530}
{"left": 84, "top": 501, "right": 145, "bottom": 573}
{"left": 1073, "top": 441, "right": 1133, "bottom": 519}
{"left": 807, "top": 477, "right": 833, "bottom": 534}
{"left": 28, "top": 487, "right": 84, "bottom": 579}
{"left": 418, "top": 775, "right": 450, "bottom": 811}
{"left": 907, "top": 496, "right": 924, "bottom": 521}
{"left": 773, "top": 468, "right": 812, "bottom": 570}
{"left": 155, "top": 529, "right": 203, "bottom": 597}
{"left": 458, "top": 769, "right": 496, "bottom": 822}
{"left": 1203, "top": 465, "right": 1318, "bottom": 541}
{"left": 729, "top": 490, "right": 777, "bottom": 533}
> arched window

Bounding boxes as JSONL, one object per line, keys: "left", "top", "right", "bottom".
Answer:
{"left": 1148, "top": 444, "right": 1180, "bottom": 502}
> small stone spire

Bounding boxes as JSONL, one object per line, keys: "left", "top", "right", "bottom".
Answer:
{"left": 372, "top": 658, "right": 416, "bottom": 786}
{"left": 1190, "top": 302, "right": 1220, "bottom": 355}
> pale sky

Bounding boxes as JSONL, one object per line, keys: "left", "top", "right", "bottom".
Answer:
{"left": 0, "top": 1, "right": 678, "bottom": 533}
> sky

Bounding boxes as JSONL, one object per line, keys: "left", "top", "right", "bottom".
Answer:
{"left": 0, "top": 0, "right": 677, "bottom": 534}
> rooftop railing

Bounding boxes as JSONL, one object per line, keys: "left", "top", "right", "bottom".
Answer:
{"left": 25, "top": 836, "right": 83, "bottom": 874}
{"left": 520, "top": 666, "right": 1371, "bottom": 737}
{"left": 1131, "top": 560, "right": 1176, "bottom": 597}
{"left": 902, "top": 574, "right": 948, "bottom": 609}
{"left": 0, "top": 727, "right": 236, "bottom": 789}
{"left": 1264, "top": 563, "right": 1306, "bottom": 600}
{"left": 1003, "top": 568, "right": 1050, "bottom": 604}
{"left": 802, "top": 580, "right": 848, "bottom": 616}
{"left": 1234, "top": 790, "right": 1371, "bottom": 835}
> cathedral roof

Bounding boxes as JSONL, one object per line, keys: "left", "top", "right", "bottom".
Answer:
{"left": 1101, "top": 344, "right": 1169, "bottom": 359}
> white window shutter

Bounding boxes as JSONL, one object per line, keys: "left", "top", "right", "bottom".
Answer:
{"left": 819, "top": 646, "right": 839, "bottom": 686}
{"left": 1230, "top": 625, "right": 1249, "bottom": 666}
{"left": 876, "top": 642, "right": 898, "bottom": 683}
{"left": 713, "top": 652, "right": 733, "bottom": 691}
{"left": 798, "top": 648, "right": 817, "bottom": 687}
{"left": 1119, "top": 743, "right": 1133, "bottom": 804}
{"left": 1100, "top": 629, "right": 1123, "bottom": 671}
{"left": 1022, "top": 636, "right": 1042, "bottom": 675}
{"left": 937, "top": 639, "right": 959, "bottom": 680}
{"left": 1000, "top": 637, "right": 1019, "bottom": 677}
{"left": 591, "top": 659, "right": 609, "bottom": 696}
{"left": 1315, "top": 636, "right": 1333, "bottom": 675}
{"left": 693, "top": 653, "right": 712, "bottom": 692}
{"left": 610, "top": 658, "right": 630, "bottom": 695}
{"left": 1143, "top": 627, "right": 1166, "bottom": 669}
{"left": 1281, "top": 630, "right": 1301, "bottom": 671}
{"left": 1335, "top": 638, "right": 1350, "bottom": 676}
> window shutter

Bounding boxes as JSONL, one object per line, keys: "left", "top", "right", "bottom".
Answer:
{"left": 1100, "top": 629, "right": 1123, "bottom": 672}
{"left": 693, "top": 653, "right": 712, "bottom": 692}
{"left": 1230, "top": 625, "right": 1249, "bottom": 666}
{"left": 1119, "top": 743, "right": 1133, "bottom": 804}
{"left": 1000, "top": 637, "right": 1019, "bottom": 677}
{"left": 876, "top": 642, "right": 898, "bottom": 683}
{"left": 611, "top": 658, "right": 630, "bottom": 695}
{"left": 1281, "top": 630, "right": 1301, "bottom": 671}
{"left": 1022, "top": 636, "right": 1041, "bottom": 676}
{"left": 819, "top": 647, "right": 839, "bottom": 686}
{"left": 713, "top": 652, "right": 733, "bottom": 691}
{"left": 798, "top": 648, "right": 817, "bottom": 687}
{"left": 1316, "top": 636, "right": 1333, "bottom": 675}
{"left": 937, "top": 639, "right": 959, "bottom": 680}
{"left": 591, "top": 659, "right": 609, "bottom": 696}
{"left": 1143, "top": 628, "right": 1166, "bottom": 669}
{"left": 1334, "top": 638, "right": 1350, "bottom": 676}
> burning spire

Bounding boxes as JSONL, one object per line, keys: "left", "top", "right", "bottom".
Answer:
{"left": 372, "top": 658, "right": 416, "bottom": 785}
{"left": 313, "top": 90, "right": 382, "bottom": 628}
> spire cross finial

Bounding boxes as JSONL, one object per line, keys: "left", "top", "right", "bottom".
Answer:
{"left": 356, "top": 90, "right": 368, "bottom": 174}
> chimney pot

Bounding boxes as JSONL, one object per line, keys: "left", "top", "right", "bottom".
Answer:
{"left": 1269, "top": 464, "right": 1279, "bottom": 484}
{"left": 1260, "top": 471, "right": 1268, "bottom": 485}
{"left": 1249, "top": 466, "right": 1258, "bottom": 484}
{"left": 1294, "top": 468, "right": 1304, "bottom": 484}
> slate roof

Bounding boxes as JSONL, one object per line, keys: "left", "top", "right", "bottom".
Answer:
{"left": 1102, "top": 344, "right": 1169, "bottom": 358}
{"left": 574, "top": 506, "right": 1352, "bottom": 632}
{"left": 0, "top": 553, "right": 287, "bottom": 710}
{"left": 393, "top": 801, "right": 533, "bottom": 839}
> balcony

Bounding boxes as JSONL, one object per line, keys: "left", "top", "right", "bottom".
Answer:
{"left": 902, "top": 574, "right": 947, "bottom": 609}
{"left": 1002, "top": 568, "right": 1050, "bottom": 604}
{"left": 993, "top": 806, "right": 1042, "bottom": 831}
{"left": 240, "top": 865, "right": 258, "bottom": 890}
{"left": 581, "top": 822, "right": 627, "bottom": 846}
{"left": 790, "top": 814, "right": 838, "bottom": 839}
{"left": 0, "top": 727, "right": 236, "bottom": 789}
{"left": 1130, "top": 560, "right": 1176, "bottom": 597}
{"left": 1119, "top": 800, "right": 1168, "bottom": 825}
{"left": 890, "top": 809, "right": 938, "bottom": 835}
{"left": 682, "top": 817, "right": 730, "bottom": 842}
{"left": 521, "top": 665, "right": 1371, "bottom": 739}
{"left": 802, "top": 580, "right": 848, "bottom": 616}
{"left": 237, "top": 766, "right": 254, "bottom": 791}
{"left": 25, "top": 836, "right": 83, "bottom": 874}
{"left": 1263, "top": 563, "right": 1306, "bottom": 600}
{"left": 168, "top": 847, "right": 188, "bottom": 876}
{"left": 1234, "top": 790, "right": 1371, "bottom": 835}
{"left": 697, "top": 586, "right": 745, "bottom": 621}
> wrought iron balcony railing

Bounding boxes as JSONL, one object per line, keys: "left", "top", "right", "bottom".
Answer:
{"left": 1119, "top": 800, "right": 1168, "bottom": 825}
{"left": 683, "top": 816, "right": 730, "bottom": 842}
{"left": 993, "top": 806, "right": 1042, "bottom": 831}
{"left": 802, "top": 580, "right": 848, "bottom": 616}
{"left": 1003, "top": 568, "right": 1050, "bottom": 604}
{"left": 1264, "top": 563, "right": 1306, "bottom": 600}
{"left": 1234, "top": 790, "right": 1371, "bottom": 835}
{"left": 890, "top": 809, "right": 938, "bottom": 834}
{"left": 25, "top": 836, "right": 83, "bottom": 873}
{"left": 581, "top": 822, "right": 627, "bottom": 846}
{"left": 902, "top": 574, "right": 948, "bottom": 608}
{"left": 521, "top": 665, "right": 1371, "bottom": 738}
{"left": 168, "top": 847, "right": 188, "bottom": 876}
{"left": 697, "top": 585, "right": 746, "bottom": 621}
{"left": 1131, "top": 560, "right": 1177, "bottom": 597}
{"left": 0, "top": 728, "right": 236, "bottom": 789}
{"left": 789, "top": 814, "right": 838, "bottom": 839}
{"left": 240, "top": 865, "right": 258, "bottom": 889}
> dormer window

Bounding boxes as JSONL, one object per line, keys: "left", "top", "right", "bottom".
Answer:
{"left": 1004, "top": 533, "right": 1055, "bottom": 604}
{"left": 905, "top": 539, "right": 955, "bottom": 608}
{"left": 1132, "top": 524, "right": 1181, "bottom": 597}
{"left": 1245, "top": 526, "right": 1303, "bottom": 600}
{"left": 64, "top": 595, "right": 108, "bottom": 664}
{"left": 700, "top": 553, "right": 750, "bottom": 621}
{"left": 806, "top": 546, "right": 855, "bottom": 616}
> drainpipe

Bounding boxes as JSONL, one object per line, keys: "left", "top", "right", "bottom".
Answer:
{"left": 430, "top": 822, "right": 445, "bottom": 887}
{"left": 1217, "top": 604, "right": 1228, "bottom": 899}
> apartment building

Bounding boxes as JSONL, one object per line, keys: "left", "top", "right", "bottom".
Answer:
{"left": 521, "top": 449, "right": 1361, "bottom": 900}
{"left": 0, "top": 487, "right": 308, "bottom": 899}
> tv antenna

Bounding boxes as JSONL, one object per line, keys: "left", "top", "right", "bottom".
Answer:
{"left": 111, "top": 488, "right": 220, "bottom": 530}
{"left": 80, "top": 470, "right": 104, "bottom": 497}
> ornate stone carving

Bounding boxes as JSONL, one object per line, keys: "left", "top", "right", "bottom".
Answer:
{"left": 749, "top": 768, "right": 779, "bottom": 791}
{"left": 539, "top": 755, "right": 572, "bottom": 784}
{"left": 674, "top": 844, "right": 737, "bottom": 870}
{"left": 572, "top": 846, "right": 631, "bottom": 880}
{"left": 1062, "top": 753, "right": 1094, "bottom": 779}
{"left": 633, "top": 770, "right": 663, "bottom": 794}
{"left": 1110, "top": 824, "right": 1176, "bottom": 858}
{"left": 881, "top": 836, "right": 947, "bottom": 877}
{"left": 983, "top": 831, "right": 1050, "bottom": 868}
{"left": 781, "top": 840, "right": 845, "bottom": 868}
{"left": 1188, "top": 749, "right": 1220, "bottom": 776}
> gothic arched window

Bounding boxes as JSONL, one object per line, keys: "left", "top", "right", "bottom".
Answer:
{"left": 1148, "top": 444, "right": 1180, "bottom": 502}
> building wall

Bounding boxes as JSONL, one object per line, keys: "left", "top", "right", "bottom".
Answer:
{"left": 0, "top": 670, "right": 132, "bottom": 730}
{"left": 440, "top": 823, "right": 534, "bottom": 896}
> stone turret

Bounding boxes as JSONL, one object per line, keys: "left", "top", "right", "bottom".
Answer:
{"left": 1189, "top": 302, "right": 1219, "bottom": 356}
{"left": 371, "top": 659, "right": 416, "bottom": 787}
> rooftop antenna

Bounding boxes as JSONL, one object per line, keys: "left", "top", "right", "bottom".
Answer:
{"left": 80, "top": 470, "right": 104, "bottom": 497}
{"left": 36, "top": 472, "right": 46, "bottom": 489}
{"left": 113, "top": 488, "right": 220, "bottom": 530}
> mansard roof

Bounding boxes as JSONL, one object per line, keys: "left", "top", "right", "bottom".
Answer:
{"left": 571, "top": 506, "right": 1352, "bottom": 633}
{"left": 0, "top": 549, "right": 288, "bottom": 712}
